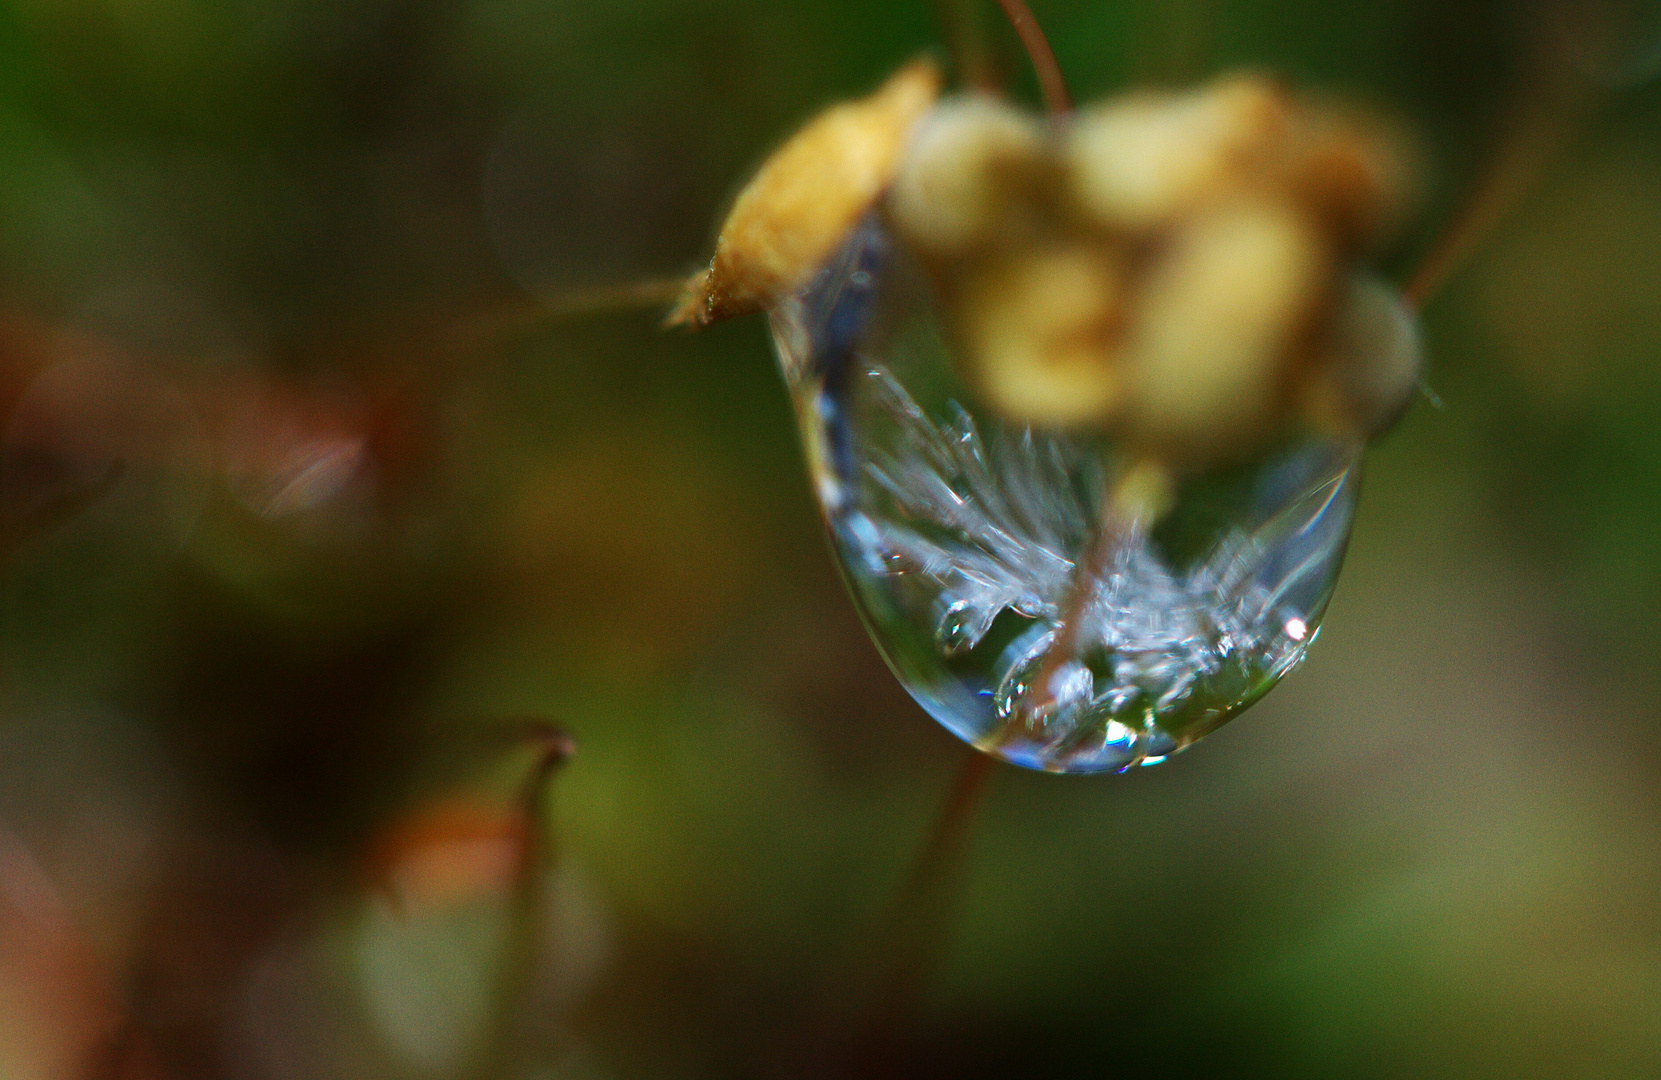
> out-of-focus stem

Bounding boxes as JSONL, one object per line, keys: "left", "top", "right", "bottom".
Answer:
{"left": 0, "top": 460, "right": 124, "bottom": 557}
{"left": 472, "top": 723, "right": 576, "bottom": 1080}
{"left": 1403, "top": 6, "right": 1607, "bottom": 311}
{"left": 991, "top": 0, "right": 1071, "bottom": 115}
{"left": 843, "top": 749, "right": 996, "bottom": 1071}
{"left": 933, "top": 0, "right": 998, "bottom": 92}
{"left": 1403, "top": 91, "right": 1590, "bottom": 310}
{"left": 444, "top": 277, "right": 689, "bottom": 355}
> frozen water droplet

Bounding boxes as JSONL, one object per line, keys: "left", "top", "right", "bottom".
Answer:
{"left": 769, "top": 218, "right": 1359, "bottom": 773}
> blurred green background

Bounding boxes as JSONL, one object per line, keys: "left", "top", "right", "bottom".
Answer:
{"left": 0, "top": 0, "right": 1658, "bottom": 1077}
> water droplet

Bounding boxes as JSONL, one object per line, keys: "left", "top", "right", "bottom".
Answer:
{"left": 769, "top": 218, "right": 1359, "bottom": 773}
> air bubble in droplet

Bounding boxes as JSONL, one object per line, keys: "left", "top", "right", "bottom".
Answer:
{"left": 936, "top": 597, "right": 998, "bottom": 656}
{"left": 991, "top": 627, "right": 1097, "bottom": 734}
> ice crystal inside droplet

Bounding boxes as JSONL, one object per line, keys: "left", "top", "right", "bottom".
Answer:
{"left": 770, "top": 218, "right": 1358, "bottom": 773}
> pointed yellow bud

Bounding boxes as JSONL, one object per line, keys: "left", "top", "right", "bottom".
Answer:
{"left": 670, "top": 57, "right": 942, "bottom": 327}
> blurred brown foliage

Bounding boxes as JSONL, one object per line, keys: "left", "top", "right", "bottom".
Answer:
{"left": 0, "top": 1, "right": 1657, "bottom": 1079}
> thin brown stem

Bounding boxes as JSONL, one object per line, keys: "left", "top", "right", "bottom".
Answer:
{"left": 0, "top": 460, "right": 124, "bottom": 558}
{"left": 472, "top": 724, "right": 576, "bottom": 1080}
{"left": 1021, "top": 502, "right": 1123, "bottom": 723}
{"left": 537, "top": 277, "right": 690, "bottom": 322}
{"left": 1402, "top": 90, "right": 1589, "bottom": 310}
{"left": 848, "top": 750, "right": 996, "bottom": 1068}
{"left": 444, "top": 276, "right": 689, "bottom": 355}
{"left": 787, "top": 750, "right": 996, "bottom": 1078}
{"left": 1403, "top": 4, "right": 1608, "bottom": 311}
{"left": 991, "top": 0, "right": 1071, "bottom": 115}
{"left": 1019, "top": 460, "right": 1169, "bottom": 725}
{"left": 933, "top": 0, "right": 998, "bottom": 92}
{"left": 882, "top": 751, "right": 995, "bottom": 973}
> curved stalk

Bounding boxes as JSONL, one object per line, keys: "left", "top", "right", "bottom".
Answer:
{"left": 992, "top": 0, "right": 1071, "bottom": 115}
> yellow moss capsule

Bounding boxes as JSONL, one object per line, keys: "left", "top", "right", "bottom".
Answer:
{"left": 1281, "top": 104, "right": 1419, "bottom": 254}
{"left": 1120, "top": 198, "right": 1330, "bottom": 461}
{"left": 885, "top": 94, "right": 1048, "bottom": 259}
{"left": 1302, "top": 273, "right": 1423, "bottom": 439}
{"left": 669, "top": 57, "right": 942, "bottom": 328}
{"left": 1064, "top": 74, "right": 1289, "bottom": 233}
{"left": 954, "top": 243, "right": 1128, "bottom": 427}
{"left": 679, "top": 53, "right": 1418, "bottom": 469}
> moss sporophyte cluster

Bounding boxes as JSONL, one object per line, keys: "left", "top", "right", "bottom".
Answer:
{"left": 673, "top": 59, "right": 1420, "bottom": 772}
